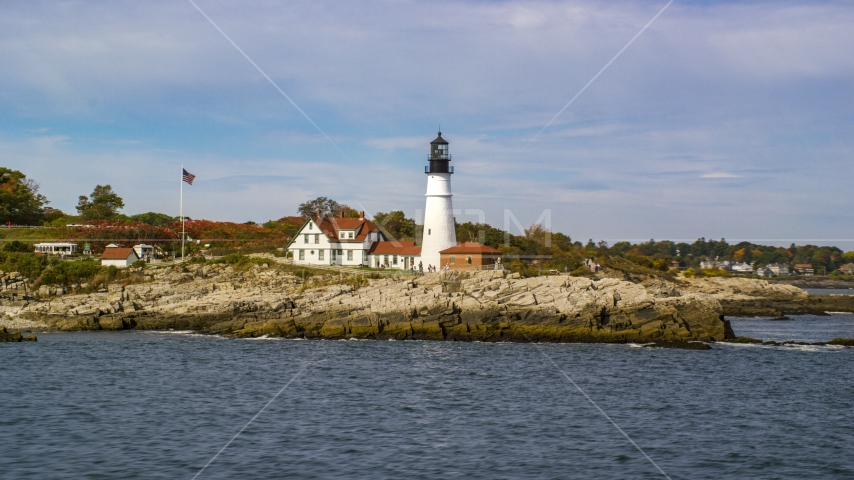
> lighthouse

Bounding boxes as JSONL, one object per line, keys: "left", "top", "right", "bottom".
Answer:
{"left": 420, "top": 132, "right": 457, "bottom": 268}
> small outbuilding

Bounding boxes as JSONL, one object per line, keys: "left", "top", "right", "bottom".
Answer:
{"left": 133, "top": 244, "right": 154, "bottom": 260}
{"left": 101, "top": 247, "right": 140, "bottom": 268}
{"left": 34, "top": 242, "right": 78, "bottom": 255}
{"left": 439, "top": 242, "right": 502, "bottom": 271}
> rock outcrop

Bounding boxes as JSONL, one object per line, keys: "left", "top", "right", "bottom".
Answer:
{"left": 678, "top": 277, "right": 854, "bottom": 316}
{"left": 9, "top": 264, "right": 730, "bottom": 343}
{"left": 0, "top": 327, "right": 36, "bottom": 342}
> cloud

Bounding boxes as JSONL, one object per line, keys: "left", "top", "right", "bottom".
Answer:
{"left": 700, "top": 172, "right": 743, "bottom": 179}
{"left": 0, "top": 0, "right": 852, "bottom": 245}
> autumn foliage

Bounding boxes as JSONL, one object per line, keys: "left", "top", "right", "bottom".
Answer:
{"left": 60, "top": 219, "right": 291, "bottom": 253}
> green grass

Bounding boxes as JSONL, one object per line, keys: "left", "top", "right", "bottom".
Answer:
{"left": 0, "top": 227, "right": 67, "bottom": 243}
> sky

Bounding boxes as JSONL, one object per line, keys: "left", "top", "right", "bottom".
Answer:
{"left": 1, "top": 0, "right": 852, "bottom": 249}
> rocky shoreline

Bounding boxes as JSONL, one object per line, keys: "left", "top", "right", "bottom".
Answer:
{"left": 3, "top": 263, "right": 853, "bottom": 345}
{"left": 676, "top": 277, "right": 854, "bottom": 317}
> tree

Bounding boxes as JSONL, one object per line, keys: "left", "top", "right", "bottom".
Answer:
{"left": 76, "top": 185, "right": 125, "bottom": 220}
{"left": 0, "top": 168, "right": 49, "bottom": 225}
{"left": 373, "top": 211, "right": 415, "bottom": 241}
{"left": 127, "top": 212, "right": 178, "bottom": 226}
{"left": 297, "top": 197, "right": 340, "bottom": 218}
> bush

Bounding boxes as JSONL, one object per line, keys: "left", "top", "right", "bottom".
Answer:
{"left": 701, "top": 268, "right": 732, "bottom": 277}
{"left": 0, "top": 252, "right": 48, "bottom": 278}
{"left": 39, "top": 261, "right": 102, "bottom": 285}
{"left": 625, "top": 254, "right": 654, "bottom": 268}
{"left": 2, "top": 240, "right": 31, "bottom": 252}
{"left": 211, "top": 254, "right": 273, "bottom": 267}
{"left": 683, "top": 268, "right": 696, "bottom": 278}
{"left": 131, "top": 260, "right": 146, "bottom": 269}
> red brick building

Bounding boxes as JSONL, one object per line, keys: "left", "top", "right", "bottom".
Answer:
{"left": 439, "top": 242, "right": 502, "bottom": 271}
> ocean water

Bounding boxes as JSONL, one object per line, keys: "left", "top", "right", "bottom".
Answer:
{"left": 804, "top": 288, "right": 854, "bottom": 296}
{"left": 2, "top": 316, "right": 853, "bottom": 479}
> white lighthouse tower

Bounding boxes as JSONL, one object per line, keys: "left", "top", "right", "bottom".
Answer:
{"left": 420, "top": 132, "right": 457, "bottom": 268}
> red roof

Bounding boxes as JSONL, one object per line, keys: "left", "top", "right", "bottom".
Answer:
{"left": 369, "top": 241, "right": 422, "bottom": 255}
{"left": 312, "top": 216, "right": 382, "bottom": 243}
{"left": 440, "top": 242, "right": 502, "bottom": 254}
{"left": 101, "top": 247, "right": 138, "bottom": 260}
{"left": 795, "top": 264, "right": 813, "bottom": 268}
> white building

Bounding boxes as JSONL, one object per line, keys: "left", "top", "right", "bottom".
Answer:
{"left": 756, "top": 267, "right": 774, "bottom": 277}
{"left": 369, "top": 241, "right": 422, "bottom": 270}
{"left": 133, "top": 244, "right": 154, "bottom": 259}
{"left": 420, "top": 132, "right": 457, "bottom": 268}
{"left": 286, "top": 210, "right": 427, "bottom": 270}
{"left": 101, "top": 247, "right": 139, "bottom": 268}
{"left": 767, "top": 263, "right": 790, "bottom": 276}
{"left": 287, "top": 212, "right": 382, "bottom": 267}
{"left": 730, "top": 262, "right": 754, "bottom": 274}
{"left": 34, "top": 242, "right": 78, "bottom": 255}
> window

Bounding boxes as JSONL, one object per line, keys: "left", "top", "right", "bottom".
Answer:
{"left": 319, "top": 250, "right": 324, "bottom": 260}
{"left": 314, "top": 234, "right": 319, "bottom": 244}
{"left": 384, "top": 255, "right": 389, "bottom": 264}
{"left": 308, "top": 222, "right": 313, "bottom": 230}
{"left": 450, "top": 256, "right": 455, "bottom": 265}
{"left": 349, "top": 232, "right": 353, "bottom": 239}
{"left": 347, "top": 250, "right": 353, "bottom": 261}
{"left": 393, "top": 255, "right": 398, "bottom": 265}
{"left": 428, "top": 229, "right": 431, "bottom": 235}
{"left": 299, "top": 250, "right": 305, "bottom": 260}
{"left": 466, "top": 256, "right": 472, "bottom": 265}
{"left": 304, "top": 234, "right": 309, "bottom": 243}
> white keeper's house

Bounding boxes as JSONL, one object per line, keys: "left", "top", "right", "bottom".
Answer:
{"left": 286, "top": 211, "right": 423, "bottom": 269}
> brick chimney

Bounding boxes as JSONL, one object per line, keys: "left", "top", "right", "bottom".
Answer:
{"left": 359, "top": 210, "right": 364, "bottom": 219}
{"left": 316, "top": 209, "right": 322, "bottom": 218}
{"left": 340, "top": 211, "right": 345, "bottom": 218}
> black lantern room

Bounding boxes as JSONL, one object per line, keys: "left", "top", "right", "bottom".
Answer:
{"left": 426, "top": 132, "right": 453, "bottom": 174}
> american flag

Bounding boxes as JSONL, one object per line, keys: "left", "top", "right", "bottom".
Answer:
{"left": 182, "top": 169, "right": 196, "bottom": 185}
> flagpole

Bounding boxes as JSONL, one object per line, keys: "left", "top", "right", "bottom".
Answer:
{"left": 181, "top": 164, "right": 185, "bottom": 263}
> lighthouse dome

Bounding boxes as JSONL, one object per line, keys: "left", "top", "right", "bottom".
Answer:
{"left": 430, "top": 132, "right": 449, "bottom": 145}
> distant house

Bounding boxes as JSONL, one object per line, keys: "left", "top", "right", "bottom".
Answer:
{"left": 700, "top": 258, "right": 732, "bottom": 271}
{"left": 767, "top": 263, "right": 790, "bottom": 276}
{"left": 101, "top": 247, "right": 140, "bottom": 268}
{"left": 730, "top": 262, "right": 754, "bottom": 274}
{"left": 794, "top": 264, "right": 815, "bottom": 276}
{"left": 439, "top": 242, "right": 502, "bottom": 271}
{"left": 756, "top": 267, "right": 774, "bottom": 278}
{"left": 34, "top": 242, "right": 77, "bottom": 255}
{"left": 838, "top": 263, "right": 854, "bottom": 275}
